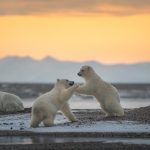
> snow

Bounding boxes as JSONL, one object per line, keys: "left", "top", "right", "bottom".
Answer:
{"left": 0, "top": 113, "right": 150, "bottom": 133}
{"left": 29, "top": 121, "right": 150, "bottom": 133}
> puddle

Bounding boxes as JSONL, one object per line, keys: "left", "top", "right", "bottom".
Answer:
{"left": 0, "top": 136, "right": 150, "bottom": 145}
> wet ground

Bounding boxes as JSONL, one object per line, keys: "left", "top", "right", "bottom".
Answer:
{"left": 1, "top": 136, "right": 150, "bottom": 145}
{"left": 0, "top": 136, "right": 150, "bottom": 150}
{"left": 0, "top": 134, "right": 150, "bottom": 150}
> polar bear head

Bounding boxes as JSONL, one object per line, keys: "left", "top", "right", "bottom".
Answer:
{"left": 56, "top": 79, "right": 74, "bottom": 88}
{"left": 77, "top": 66, "right": 95, "bottom": 79}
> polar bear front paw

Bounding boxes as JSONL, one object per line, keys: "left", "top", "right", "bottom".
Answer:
{"left": 71, "top": 118, "right": 78, "bottom": 122}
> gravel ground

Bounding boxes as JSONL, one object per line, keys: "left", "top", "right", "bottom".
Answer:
{"left": 0, "top": 141, "right": 150, "bottom": 150}
{"left": 70, "top": 105, "right": 150, "bottom": 124}
{"left": 1, "top": 105, "right": 150, "bottom": 123}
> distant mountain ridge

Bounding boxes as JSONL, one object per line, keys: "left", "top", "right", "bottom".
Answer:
{"left": 0, "top": 56, "right": 150, "bottom": 83}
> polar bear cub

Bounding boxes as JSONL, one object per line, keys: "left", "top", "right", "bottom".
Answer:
{"left": 30, "top": 79, "right": 78, "bottom": 128}
{"left": 76, "top": 66, "right": 124, "bottom": 117}
{"left": 0, "top": 91, "right": 24, "bottom": 112}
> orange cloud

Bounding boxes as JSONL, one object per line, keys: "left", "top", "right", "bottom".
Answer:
{"left": 0, "top": 0, "right": 150, "bottom": 16}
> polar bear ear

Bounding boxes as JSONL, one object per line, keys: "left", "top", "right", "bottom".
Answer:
{"left": 87, "top": 66, "right": 90, "bottom": 70}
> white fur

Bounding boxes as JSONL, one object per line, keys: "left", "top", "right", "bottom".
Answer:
{"left": 30, "top": 79, "right": 78, "bottom": 128}
{"left": 76, "top": 66, "right": 124, "bottom": 117}
{"left": 0, "top": 91, "right": 24, "bottom": 112}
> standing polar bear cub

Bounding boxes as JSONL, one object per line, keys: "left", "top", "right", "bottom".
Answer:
{"left": 76, "top": 66, "right": 124, "bottom": 117}
{"left": 30, "top": 79, "right": 78, "bottom": 128}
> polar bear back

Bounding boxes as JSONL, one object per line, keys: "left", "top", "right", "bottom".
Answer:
{"left": 101, "top": 82, "right": 120, "bottom": 102}
{"left": 0, "top": 91, "right": 24, "bottom": 112}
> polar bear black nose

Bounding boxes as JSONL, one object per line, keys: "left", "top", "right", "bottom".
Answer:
{"left": 69, "top": 81, "right": 74, "bottom": 86}
{"left": 77, "top": 73, "right": 82, "bottom": 76}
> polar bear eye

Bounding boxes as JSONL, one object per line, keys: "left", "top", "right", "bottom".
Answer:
{"left": 66, "top": 80, "right": 69, "bottom": 82}
{"left": 81, "top": 69, "right": 84, "bottom": 72}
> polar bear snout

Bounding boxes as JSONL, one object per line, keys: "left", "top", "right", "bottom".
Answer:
{"left": 69, "top": 81, "right": 74, "bottom": 86}
{"left": 77, "top": 72, "right": 82, "bottom": 76}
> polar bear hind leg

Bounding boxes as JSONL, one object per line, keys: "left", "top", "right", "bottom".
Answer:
{"left": 30, "top": 115, "right": 42, "bottom": 128}
{"left": 43, "top": 115, "right": 54, "bottom": 127}
{"left": 104, "top": 102, "right": 124, "bottom": 117}
{"left": 30, "top": 109, "right": 44, "bottom": 128}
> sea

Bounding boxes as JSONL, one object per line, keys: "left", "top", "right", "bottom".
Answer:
{"left": 0, "top": 83, "right": 150, "bottom": 109}
{"left": 22, "top": 97, "right": 150, "bottom": 109}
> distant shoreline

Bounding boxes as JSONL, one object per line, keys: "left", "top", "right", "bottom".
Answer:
{"left": 0, "top": 83, "right": 150, "bottom": 99}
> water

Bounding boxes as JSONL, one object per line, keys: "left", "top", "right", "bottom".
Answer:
{"left": 23, "top": 97, "right": 150, "bottom": 109}
{"left": 0, "top": 136, "right": 150, "bottom": 145}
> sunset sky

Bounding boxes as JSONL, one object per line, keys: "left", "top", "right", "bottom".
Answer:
{"left": 0, "top": 0, "right": 150, "bottom": 64}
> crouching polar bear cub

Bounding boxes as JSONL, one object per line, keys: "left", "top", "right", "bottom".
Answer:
{"left": 30, "top": 79, "right": 78, "bottom": 128}
{"left": 76, "top": 66, "right": 124, "bottom": 117}
{"left": 0, "top": 91, "right": 24, "bottom": 112}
